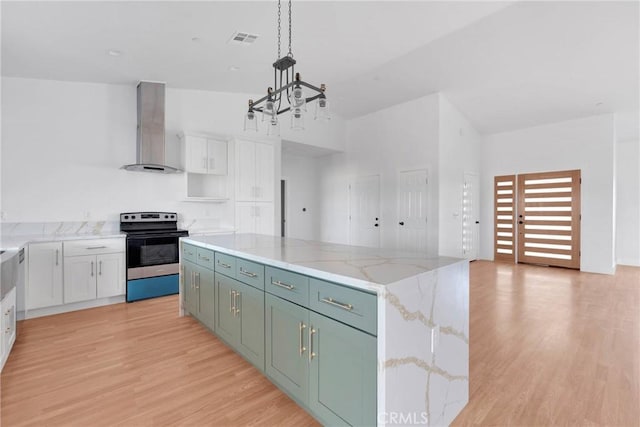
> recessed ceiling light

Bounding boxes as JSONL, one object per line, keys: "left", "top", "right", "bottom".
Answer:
{"left": 229, "top": 66, "right": 240, "bottom": 71}
{"left": 107, "top": 49, "right": 122, "bottom": 57}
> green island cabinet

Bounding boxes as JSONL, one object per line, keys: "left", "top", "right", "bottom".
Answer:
{"left": 214, "top": 272, "right": 265, "bottom": 370}
{"left": 182, "top": 248, "right": 215, "bottom": 331}
{"left": 181, "top": 242, "right": 377, "bottom": 426}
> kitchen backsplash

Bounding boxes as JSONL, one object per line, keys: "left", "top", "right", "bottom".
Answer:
{"left": 1, "top": 218, "right": 233, "bottom": 238}
{"left": 1, "top": 221, "right": 121, "bottom": 237}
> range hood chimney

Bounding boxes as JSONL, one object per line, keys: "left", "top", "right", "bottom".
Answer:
{"left": 122, "top": 81, "right": 181, "bottom": 173}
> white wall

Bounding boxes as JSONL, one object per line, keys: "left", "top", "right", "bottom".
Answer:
{"left": 438, "top": 96, "right": 481, "bottom": 257}
{"left": 281, "top": 152, "right": 321, "bottom": 241}
{"left": 480, "top": 114, "right": 617, "bottom": 274}
{"left": 318, "top": 93, "right": 440, "bottom": 251}
{"left": 1, "top": 77, "right": 297, "bottom": 229}
{"left": 615, "top": 138, "right": 640, "bottom": 266}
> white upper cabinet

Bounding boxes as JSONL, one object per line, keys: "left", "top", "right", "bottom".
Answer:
{"left": 236, "top": 139, "right": 274, "bottom": 202}
{"left": 182, "top": 134, "right": 228, "bottom": 175}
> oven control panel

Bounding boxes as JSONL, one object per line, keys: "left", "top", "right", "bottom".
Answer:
{"left": 120, "top": 212, "right": 177, "bottom": 222}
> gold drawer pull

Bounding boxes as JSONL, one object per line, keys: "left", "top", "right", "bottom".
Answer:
{"left": 271, "top": 280, "right": 294, "bottom": 290}
{"left": 218, "top": 261, "right": 232, "bottom": 269}
{"left": 239, "top": 268, "right": 257, "bottom": 278}
{"left": 199, "top": 255, "right": 211, "bottom": 262}
{"left": 321, "top": 297, "right": 353, "bottom": 311}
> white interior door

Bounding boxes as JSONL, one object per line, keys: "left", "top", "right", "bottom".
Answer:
{"left": 397, "top": 169, "right": 428, "bottom": 252}
{"left": 462, "top": 172, "right": 480, "bottom": 260}
{"left": 349, "top": 175, "right": 380, "bottom": 248}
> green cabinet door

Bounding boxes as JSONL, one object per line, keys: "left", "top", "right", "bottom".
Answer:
{"left": 196, "top": 265, "right": 215, "bottom": 331}
{"left": 236, "top": 281, "right": 265, "bottom": 371}
{"left": 215, "top": 273, "right": 240, "bottom": 345}
{"left": 183, "top": 260, "right": 198, "bottom": 316}
{"left": 309, "top": 311, "right": 377, "bottom": 427}
{"left": 265, "top": 293, "right": 309, "bottom": 406}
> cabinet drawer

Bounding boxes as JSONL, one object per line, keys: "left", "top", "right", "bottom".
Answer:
{"left": 215, "top": 252, "right": 236, "bottom": 277}
{"left": 236, "top": 258, "right": 264, "bottom": 290}
{"left": 265, "top": 267, "right": 309, "bottom": 307}
{"left": 182, "top": 243, "right": 197, "bottom": 263}
{"left": 309, "top": 279, "right": 377, "bottom": 336}
{"left": 64, "top": 238, "right": 124, "bottom": 257}
{"left": 196, "top": 248, "right": 215, "bottom": 270}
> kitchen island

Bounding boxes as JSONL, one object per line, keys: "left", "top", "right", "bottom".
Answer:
{"left": 179, "top": 233, "right": 469, "bottom": 426}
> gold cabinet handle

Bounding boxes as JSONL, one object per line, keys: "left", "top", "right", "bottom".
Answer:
{"left": 299, "top": 322, "right": 307, "bottom": 357}
{"left": 218, "top": 261, "right": 232, "bottom": 269}
{"left": 235, "top": 292, "right": 241, "bottom": 316}
{"left": 321, "top": 297, "right": 353, "bottom": 312}
{"left": 308, "top": 327, "right": 316, "bottom": 362}
{"left": 229, "top": 290, "right": 234, "bottom": 313}
{"left": 271, "top": 280, "right": 294, "bottom": 290}
{"left": 239, "top": 268, "right": 257, "bottom": 278}
{"left": 198, "top": 254, "right": 211, "bottom": 262}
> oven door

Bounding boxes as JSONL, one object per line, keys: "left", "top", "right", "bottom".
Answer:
{"left": 126, "top": 234, "right": 180, "bottom": 279}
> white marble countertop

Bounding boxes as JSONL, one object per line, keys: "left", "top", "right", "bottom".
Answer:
{"left": 182, "top": 233, "right": 465, "bottom": 293}
{"left": 0, "top": 233, "right": 126, "bottom": 252}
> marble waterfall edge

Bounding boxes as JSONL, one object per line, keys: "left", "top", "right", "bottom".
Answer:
{"left": 379, "top": 260, "right": 469, "bottom": 426}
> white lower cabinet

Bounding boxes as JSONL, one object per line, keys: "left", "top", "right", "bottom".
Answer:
{"left": 27, "top": 242, "right": 64, "bottom": 309}
{"left": 64, "top": 255, "right": 97, "bottom": 303}
{"left": 1, "top": 287, "right": 17, "bottom": 370}
{"left": 63, "top": 239, "right": 125, "bottom": 304}
{"left": 27, "top": 238, "right": 125, "bottom": 313}
{"left": 96, "top": 252, "right": 126, "bottom": 298}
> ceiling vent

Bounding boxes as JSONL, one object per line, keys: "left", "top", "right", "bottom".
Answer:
{"left": 229, "top": 32, "right": 259, "bottom": 45}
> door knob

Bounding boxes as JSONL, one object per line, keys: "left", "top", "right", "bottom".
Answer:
{"left": 475, "top": 221, "right": 480, "bottom": 224}
{"left": 399, "top": 222, "right": 405, "bottom": 226}
{"left": 374, "top": 224, "right": 379, "bottom": 227}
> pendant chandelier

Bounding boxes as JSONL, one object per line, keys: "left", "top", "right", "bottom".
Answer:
{"left": 244, "top": 0, "right": 330, "bottom": 135}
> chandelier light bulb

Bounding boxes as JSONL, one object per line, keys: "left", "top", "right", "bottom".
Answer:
{"left": 244, "top": 100, "right": 259, "bottom": 132}
{"left": 291, "top": 107, "right": 305, "bottom": 131}
{"left": 263, "top": 98, "right": 275, "bottom": 122}
{"left": 267, "top": 116, "right": 280, "bottom": 136}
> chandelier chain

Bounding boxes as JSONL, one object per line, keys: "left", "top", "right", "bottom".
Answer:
{"left": 277, "top": 0, "right": 281, "bottom": 59}
{"left": 288, "top": 0, "right": 292, "bottom": 57}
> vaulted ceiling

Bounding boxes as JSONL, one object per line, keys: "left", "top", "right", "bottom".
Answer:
{"left": 2, "top": 1, "right": 638, "bottom": 134}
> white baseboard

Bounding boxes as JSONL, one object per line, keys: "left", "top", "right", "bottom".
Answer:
{"left": 20, "top": 295, "right": 126, "bottom": 320}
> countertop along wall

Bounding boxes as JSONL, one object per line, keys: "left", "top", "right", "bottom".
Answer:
{"left": 479, "top": 114, "right": 617, "bottom": 275}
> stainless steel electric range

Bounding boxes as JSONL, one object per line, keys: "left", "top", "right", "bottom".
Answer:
{"left": 120, "top": 212, "right": 188, "bottom": 302}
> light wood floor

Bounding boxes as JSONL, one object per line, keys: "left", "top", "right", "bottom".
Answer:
{"left": 1, "top": 262, "right": 638, "bottom": 426}
{"left": 0, "top": 296, "right": 319, "bottom": 426}
{"left": 453, "top": 262, "right": 639, "bottom": 426}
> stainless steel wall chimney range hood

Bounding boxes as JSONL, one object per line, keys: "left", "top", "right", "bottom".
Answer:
{"left": 121, "top": 81, "right": 181, "bottom": 173}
